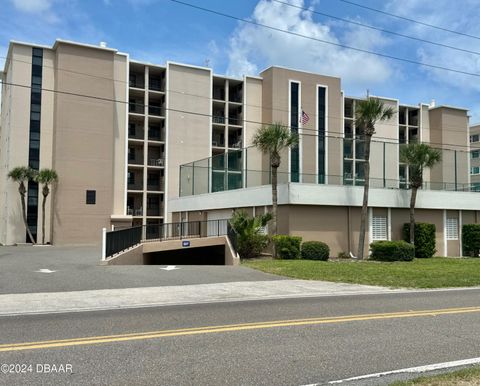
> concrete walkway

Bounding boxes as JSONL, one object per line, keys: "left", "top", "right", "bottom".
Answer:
{"left": 0, "top": 280, "right": 415, "bottom": 316}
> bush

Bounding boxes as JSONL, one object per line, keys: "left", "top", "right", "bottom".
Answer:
{"left": 402, "top": 223, "right": 436, "bottom": 258}
{"left": 272, "top": 235, "right": 302, "bottom": 259}
{"left": 301, "top": 241, "right": 330, "bottom": 261}
{"left": 230, "top": 210, "right": 272, "bottom": 259}
{"left": 370, "top": 240, "right": 415, "bottom": 262}
{"left": 462, "top": 224, "right": 480, "bottom": 257}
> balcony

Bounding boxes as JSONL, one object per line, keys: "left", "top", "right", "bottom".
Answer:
{"left": 149, "top": 77, "right": 165, "bottom": 92}
{"left": 228, "top": 116, "right": 242, "bottom": 126}
{"left": 129, "top": 99, "right": 144, "bottom": 115}
{"left": 147, "top": 206, "right": 163, "bottom": 217}
{"left": 148, "top": 127, "right": 165, "bottom": 142}
{"left": 149, "top": 104, "right": 165, "bottom": 117}
{"left": 147, "top": 180, "right": 164, "bottom": 192}
{"left": 129, "top": 73, "right": 144, "bottom": 89}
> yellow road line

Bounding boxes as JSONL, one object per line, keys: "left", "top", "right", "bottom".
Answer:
{"left": 0, "top": 306, "right": 479, "bottom": 353}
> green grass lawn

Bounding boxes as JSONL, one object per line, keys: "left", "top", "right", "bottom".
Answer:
{"left": 390, "top": 366, "right": 480, "bottom": 385}
{"left": 243, "top": 257, "right": 480, "bottom": 288}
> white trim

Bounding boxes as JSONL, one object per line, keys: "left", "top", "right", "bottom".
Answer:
{"left": 443, "top": 209, "right": 448, "bottom": 256}
{"left": 101, "top": 228, "right": 107, "bottom": 261}
{"left": 387, "top": 207, "right": 392, "bottom": 240}
{"left": 164, "top": 64, "right": 170, "bottom": 221}
{"left": 124, "top": 55, "right": 130, "bottom": 216}
{"left": 459, "top": 210, "right": 463, "bottom": 256}
{"left": 209, "top": 71, "right": 213, "bottom": 192}
{"left": 316, "top": 84, "right": 329, "bottom": 184}
{"left": 242, "top": 75, "right": 247, "bottom": 189}
{"left": 368, "top": 207, "right": 373, "bottom": 245}
{"left": 298, "top": 81, "right": 303, "bottom": 182}
{"left": 166, "top": 60, "right": 211, "bottom": 73}
{"left": 288, "top": 79, "right": 302, "bottom": 183}
{"left": 258, "top": 65, "right": 342, "bottom": 79}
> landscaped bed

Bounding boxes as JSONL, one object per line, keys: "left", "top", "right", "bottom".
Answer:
{"left": 243, "top": 257, "right": 480, "bottom": 288}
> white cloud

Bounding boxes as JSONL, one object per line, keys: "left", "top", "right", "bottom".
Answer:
{"left": 385, "top": 0, "right": 480, "bottom": 92}
{"left": 11, "top": 0, "right": 53, "bottom": 13}
{"left": 226, "top": 0, "right": 393, "bottom": 89}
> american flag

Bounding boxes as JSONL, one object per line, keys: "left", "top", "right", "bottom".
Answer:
{"left": 301, "top": 110, "right": 310, "bottom": 125}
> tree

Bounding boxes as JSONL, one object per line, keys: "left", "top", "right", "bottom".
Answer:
{"left": 35, "top": 168, "right": 59, "bottom": 245}
{"left": 355, "top": 97, "right": 394, "bottom": 259}
{"left": 252, "top": 123, "right": 298, "bottom": 237}
{"left": 7, "top": 166, "right": 37, "bottom": 244}
{"left": 400, "top": 143, "right": 441, "bottom": 244}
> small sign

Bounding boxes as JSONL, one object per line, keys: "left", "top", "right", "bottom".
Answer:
{"left": 182, "top": 240, "right": 190, "bottom": 247}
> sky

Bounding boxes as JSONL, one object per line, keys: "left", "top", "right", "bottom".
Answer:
{"left": 1, "top": 0, "right": 479, "bottom": 123}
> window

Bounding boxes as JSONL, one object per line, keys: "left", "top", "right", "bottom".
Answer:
{"left": 471, "top": 166, "right": 480, "bottom": 175}
{"left": 318, "top": 86, "right": 326, "bottom": 184}
{"left": 446, "top": 217, "right": 458, "bottom": 240}
{"left": 472, "top": 150, "right": 480, "bottom": 159}
{"left": 372, "top": 215, "right": 388, "bottom": 240}
{"left": 127, "top": 172, "right": 135, "bottom": 185}
{"left": 86, "top": 190, "right": 96, "bottom": 205}
{"left": 470, "top": 134, "right": 479, "bottom": 143}
{"left": 290, "top": 82, "right": 300, "bottom": 182}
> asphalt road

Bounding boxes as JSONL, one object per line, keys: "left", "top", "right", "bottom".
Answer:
{"left": 0, "top": 246, "right": 283, "bottom": 294}
{"left": 0, "top": 289, "right": 479, "bottom": 385}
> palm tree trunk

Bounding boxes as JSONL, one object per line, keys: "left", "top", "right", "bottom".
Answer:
{"left": 20, "top": 190, "right": 35, "bottom": 244}
{"left": 357, "top": 136, "right": 372, "bottom": 260}
{"left": 42, "top": 192, "right": 47, "bottom": 245}
{"left": 271, "top": 165, "right": 278, "bottom": 236}
{"left": 409, "top": 187, "right": 418, "bottom": 244}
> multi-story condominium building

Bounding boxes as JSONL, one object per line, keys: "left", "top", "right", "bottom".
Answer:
{"left": 0, "top": 39, "right": 478, "bottom": 257}
{"left": 470, "top": 124, "right": 480, "bottom": 188}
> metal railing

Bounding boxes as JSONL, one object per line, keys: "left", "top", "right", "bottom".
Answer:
{"left": 104, "top": 226, "right": 142, "bottom": 259}
{"left": 143, "top": 219, "right": 229, "bottom": 242}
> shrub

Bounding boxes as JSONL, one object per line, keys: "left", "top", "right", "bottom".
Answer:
{"left": 301, "top": 241, "right": 330, "bottom": 261}
{"left": 370, "top": 240, "right": 415, "bottom": 262}
{"left": 462, "top": 224, "right": 480, "bottom": 257}
{"left": 272, "top": 235, "right": 302, "bottom": 259}
{"left": 230, "top": 210, "right": 272, "bottom": 259}
{"left": 402, "top": 223, "right": 436, "bottom": 258}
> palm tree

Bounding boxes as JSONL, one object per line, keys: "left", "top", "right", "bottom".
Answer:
{"left": 7, "top": 166, "right": 37, "bottom": 244}
{"left": 355, "top": 97, "right": 395, "bottom": 259}
{"left": 400, "top": 143, "right": 441, "bottom": 244}
{"left": 252, "top": 123, "right": 298, "bottom": 237}
{"left": 35, "top": 168, "right": 59, "bottom": 245}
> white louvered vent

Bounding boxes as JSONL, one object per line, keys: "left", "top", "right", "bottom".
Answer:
{"left": 372, "top": 215, "right": 388, "bottom": 240}
{"left": 446, "top": 218, "right": 459, "bottom": 240}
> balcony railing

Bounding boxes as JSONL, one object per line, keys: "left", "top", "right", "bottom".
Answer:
{"left": 213, "top": 116, "right": 225, "bottom": 124}
{"left": 148, "top": 158, "right": 165, "bottom": 167}
{"left": 127, "top": 183, "right": 143, "bottom": 191}
{"left": 129, "top": 103, "right": 144, "bottom": 114}
{"left": 149, "top": 106, "right": 164, "bottom": 117}
{"left": 127, "top": 207, "right": 143, "bottom": 216}
{"left": 148, "top": 130, "right": 164, "bottom": 142}
{"left": 147, "top": 206, "right": 164, "bottom": 216}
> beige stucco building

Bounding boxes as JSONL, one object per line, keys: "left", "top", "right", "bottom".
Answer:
{"left": 0, "top": 39, "right": 477, "bottom": 256}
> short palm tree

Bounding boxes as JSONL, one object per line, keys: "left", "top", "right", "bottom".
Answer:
{"left": 7, "top": 166, "right": 37, "bottom": 244}
{"left": 400, "top": 143, "right": 441, "bottom": 244}
{"left": 355, "top": 97, "right": 395, "bottom": 259}
{"left": 35, "top": 168, "right": 59, "bottom": 245}
{"left": 252, "top": 123, "right": 298, "bottom": 237}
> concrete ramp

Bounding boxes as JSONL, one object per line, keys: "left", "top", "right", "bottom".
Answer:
{"left": 104, "top": 236, "right": 239, "bottom": 266}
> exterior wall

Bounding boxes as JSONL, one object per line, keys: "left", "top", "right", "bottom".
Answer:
{"left": 167, "top": 63, "right": 212, "bottom": 213}
{"left": 260, "top": 67, "right": 342, "bottom": 182}
{"left": 470, "top": 124, "right": 480, "bottom": 185}
{"left": 429, "top": 107, "right": 470, "bottom": 187}
{"left": 51, "top": 42, "right": 124, "bottom": 245}
{"left": 0, "top": 44, "right": 33, "bottom": 244}
{"left": 244, "top": 76, "right": 263, "bottom": 188}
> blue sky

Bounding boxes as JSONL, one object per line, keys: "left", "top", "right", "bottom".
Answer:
{"left": 1, "top": 0, "right": 480, "bottom": 122}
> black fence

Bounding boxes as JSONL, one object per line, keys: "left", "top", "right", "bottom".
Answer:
{"left": 105, "top": 226, "right": 142, "bottom": 258}
{"left": 143, "top": 219, "right": 229, "bottom": 242}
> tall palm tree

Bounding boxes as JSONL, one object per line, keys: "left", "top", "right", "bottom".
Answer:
{"left": 35, "top": 168, "right": 59, "bottom": 245}
{"left": 252, "top": 123, "right": 298, "bottom": 237}
{"left": 7, "top": 166, "right": 37, "bottom": 244}
{"left": 355, "top": 97, "right": 395, "bottom": 259}
{"left": 400, "top": 143, "right": 441, "bottom": 244}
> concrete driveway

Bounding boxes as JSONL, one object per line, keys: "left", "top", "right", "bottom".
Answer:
{"left": 0, "top": 245, "right": 284, "bottom": 294}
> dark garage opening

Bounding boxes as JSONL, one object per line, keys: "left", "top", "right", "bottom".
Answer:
{"left": 143, "top": 245, "right": 225, "bottom": 265}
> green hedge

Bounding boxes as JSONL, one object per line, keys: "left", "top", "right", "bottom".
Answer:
{"left": 272, "top": 235, "right": 302, "bottom": 259}
{"left": 370, "top": 240, "right": 415, "bottom": 262}
{"left": 402, "top": 223, "right": 436, "bottom": 258}
{"left": 462, "top": 224, "right": 480, "bottom": 257}
{"left": 301, "top": 241, "right": 330, "bottom": 261}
